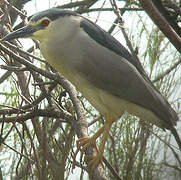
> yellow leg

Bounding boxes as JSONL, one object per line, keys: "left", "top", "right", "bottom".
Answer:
{"left": 88, "top": 121, "right": 113, "bottom": 170}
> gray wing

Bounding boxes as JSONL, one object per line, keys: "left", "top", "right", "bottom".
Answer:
{"left": 80, "top": 17, "right": 146, "bottom": 77}
{"left": 79, "top": 18, "right": 178, "bottom": 127}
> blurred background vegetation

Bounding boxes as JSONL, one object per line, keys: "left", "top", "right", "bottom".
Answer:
{"left": 0, "top": 0, "right": 181, "bottom": 179}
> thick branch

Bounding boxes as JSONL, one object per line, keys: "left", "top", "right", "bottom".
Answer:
{"left": 0, "top": 109, "right": 73, "bottom": 123}
{"left": 139, "top": 0, "right": 181, "bottom": 53}
{"left": 152, "top": 0, "right": 181, "bottom": 36}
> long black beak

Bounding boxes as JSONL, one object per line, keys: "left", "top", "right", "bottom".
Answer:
{"left": 2, "top": 26, "right": 38, "bottom": 41}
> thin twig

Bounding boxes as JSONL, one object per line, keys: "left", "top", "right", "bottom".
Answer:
{"left": 0, "top": 0, "right": 26, "bottom": 19}
{"left": 153, "top": 58, "right": 181, "bottom": 82}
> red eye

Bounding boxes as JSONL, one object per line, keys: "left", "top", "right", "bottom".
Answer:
{"left": 41, "top": 19, "right": 50, "bottom": 27}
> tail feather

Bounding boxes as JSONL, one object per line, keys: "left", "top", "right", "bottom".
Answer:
{"left": 171, "top": 127, "right": 181, "bottom": 152}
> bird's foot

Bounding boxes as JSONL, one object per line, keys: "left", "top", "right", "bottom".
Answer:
{"left": 77, "top": 137, "right": 98, "bottom": 152}
{"left": 77, "top": 137, "right": 104, "bottom": 170}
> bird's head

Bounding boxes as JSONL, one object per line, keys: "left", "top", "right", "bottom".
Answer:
{"left": 2, "top": 8, "right": 79, "bottom": 43}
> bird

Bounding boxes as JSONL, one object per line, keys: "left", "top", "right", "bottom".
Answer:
{"left": 2, "top": 8, "right": 181, "bottom": 170}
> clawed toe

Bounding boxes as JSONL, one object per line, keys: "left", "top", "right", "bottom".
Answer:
{"left": 77, "top": 137, "right": 98, "bottom": 152}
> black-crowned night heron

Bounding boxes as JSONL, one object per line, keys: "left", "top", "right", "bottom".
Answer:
{"left": 2, "top": 8, "right": 181, "bottom": 169}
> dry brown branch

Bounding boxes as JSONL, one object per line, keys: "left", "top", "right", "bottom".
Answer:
{"left": 0, "top": 0, "right": 27, "bottom": 19}
{"left": 139, "top": 0, "right": 181, "bottom": 53}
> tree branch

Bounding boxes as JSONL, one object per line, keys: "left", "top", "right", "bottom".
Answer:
{"left": 139, "top": 0, "right": 181, "bottom": 53}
